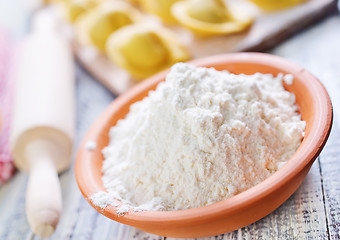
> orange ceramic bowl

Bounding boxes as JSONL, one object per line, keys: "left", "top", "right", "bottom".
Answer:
{"left": 75, "top": 53, "right": 332, "bottom": 238}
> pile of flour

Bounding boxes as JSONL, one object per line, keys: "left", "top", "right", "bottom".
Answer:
{"left": 91, "top": 63, "right": 305, "bottom": 212}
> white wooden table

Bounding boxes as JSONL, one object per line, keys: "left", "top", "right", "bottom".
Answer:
{"left": 0, "top": 2, "right": 339, "bottom": 239}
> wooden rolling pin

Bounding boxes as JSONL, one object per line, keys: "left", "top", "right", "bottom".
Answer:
{"left": 10, "top": 11, "right": 75, "bottom": 238}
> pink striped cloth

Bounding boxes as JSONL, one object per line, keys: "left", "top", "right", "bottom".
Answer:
{"left": 0, "top": 28, "right": 16, "bottom": 184}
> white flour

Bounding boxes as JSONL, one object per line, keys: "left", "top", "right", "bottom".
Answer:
{"left": 91, "top": 63, "right": 305, "bottom": 212}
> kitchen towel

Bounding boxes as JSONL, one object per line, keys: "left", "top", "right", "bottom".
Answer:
{"left": 0, "top": 28, "right": 16, "bottom": 184}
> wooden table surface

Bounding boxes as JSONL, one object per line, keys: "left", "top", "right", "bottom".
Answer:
{"left": 0, "top": 2, "right": 340, "bottom": 240}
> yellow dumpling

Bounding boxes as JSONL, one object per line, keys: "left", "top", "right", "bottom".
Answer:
{"left": 89, "top": 11, "right": 134, "bottom": 51}
{"left": 62, "top": 0, "right": 97, "bottom": 22}
{"left": 126, "top": 0, "right": 140, "bottom": 4}
{"left": 248, "top": 0, "right": 307, "bottom": 11}
{"left": 67, "top": 3, "right": 87, "bottom": 22}
{"left": 106, "top": 24, "right": 190, "bottom": 80}
{"left": 140, "top": 0, "right": 182, "bottom": 23}
{"left": 119, "top": 32, "right": 170, "bottom": 69}
{"left": 58, "top": 0, "right": 104, "bottom": 23}
{"left": 172, "top": 0, "right": 254, "bottom": 35}
{"left": 187, "top": 0, "right": 231, "bottom": 23}
{"left": 76, "top": 1, "right": 141, "bottom": 52}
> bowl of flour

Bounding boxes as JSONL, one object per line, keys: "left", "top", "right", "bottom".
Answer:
{"left": 75, "top": 52, "right": 332, "bottom": 238}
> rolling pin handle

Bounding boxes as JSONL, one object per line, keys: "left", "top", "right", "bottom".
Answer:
{"left": 25, "top": 140, "right": 62, "bottom": 238}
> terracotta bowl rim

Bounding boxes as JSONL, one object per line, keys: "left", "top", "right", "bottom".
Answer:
{"left": 75, "top": 52, "right": 333, "bottom": 224}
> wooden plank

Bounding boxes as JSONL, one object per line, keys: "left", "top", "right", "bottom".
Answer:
{"left": 91, "top": 214, "right": 123, "bottom": 240}
{"left": 235, "top": 0, "right": 338, "bottom": 52}
{"left": 0, "top": 13, "right": 340, "bottom": 240}
{"left": 0, "top": 174, "right": 33, "bottom": 240}
{"left": 116, "top": 225, "right": 165, "bottom": 240}
{"left": 319, "top": 119, "right": 340, "bottom": 240}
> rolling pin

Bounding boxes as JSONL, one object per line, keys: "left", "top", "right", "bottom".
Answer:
{"left": 10, "top": 11, "right": 74, "bottom": 238}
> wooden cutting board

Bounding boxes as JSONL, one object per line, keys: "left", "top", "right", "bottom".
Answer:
{"left": 73, "top": 0, "right": 337, "bottom": 95}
